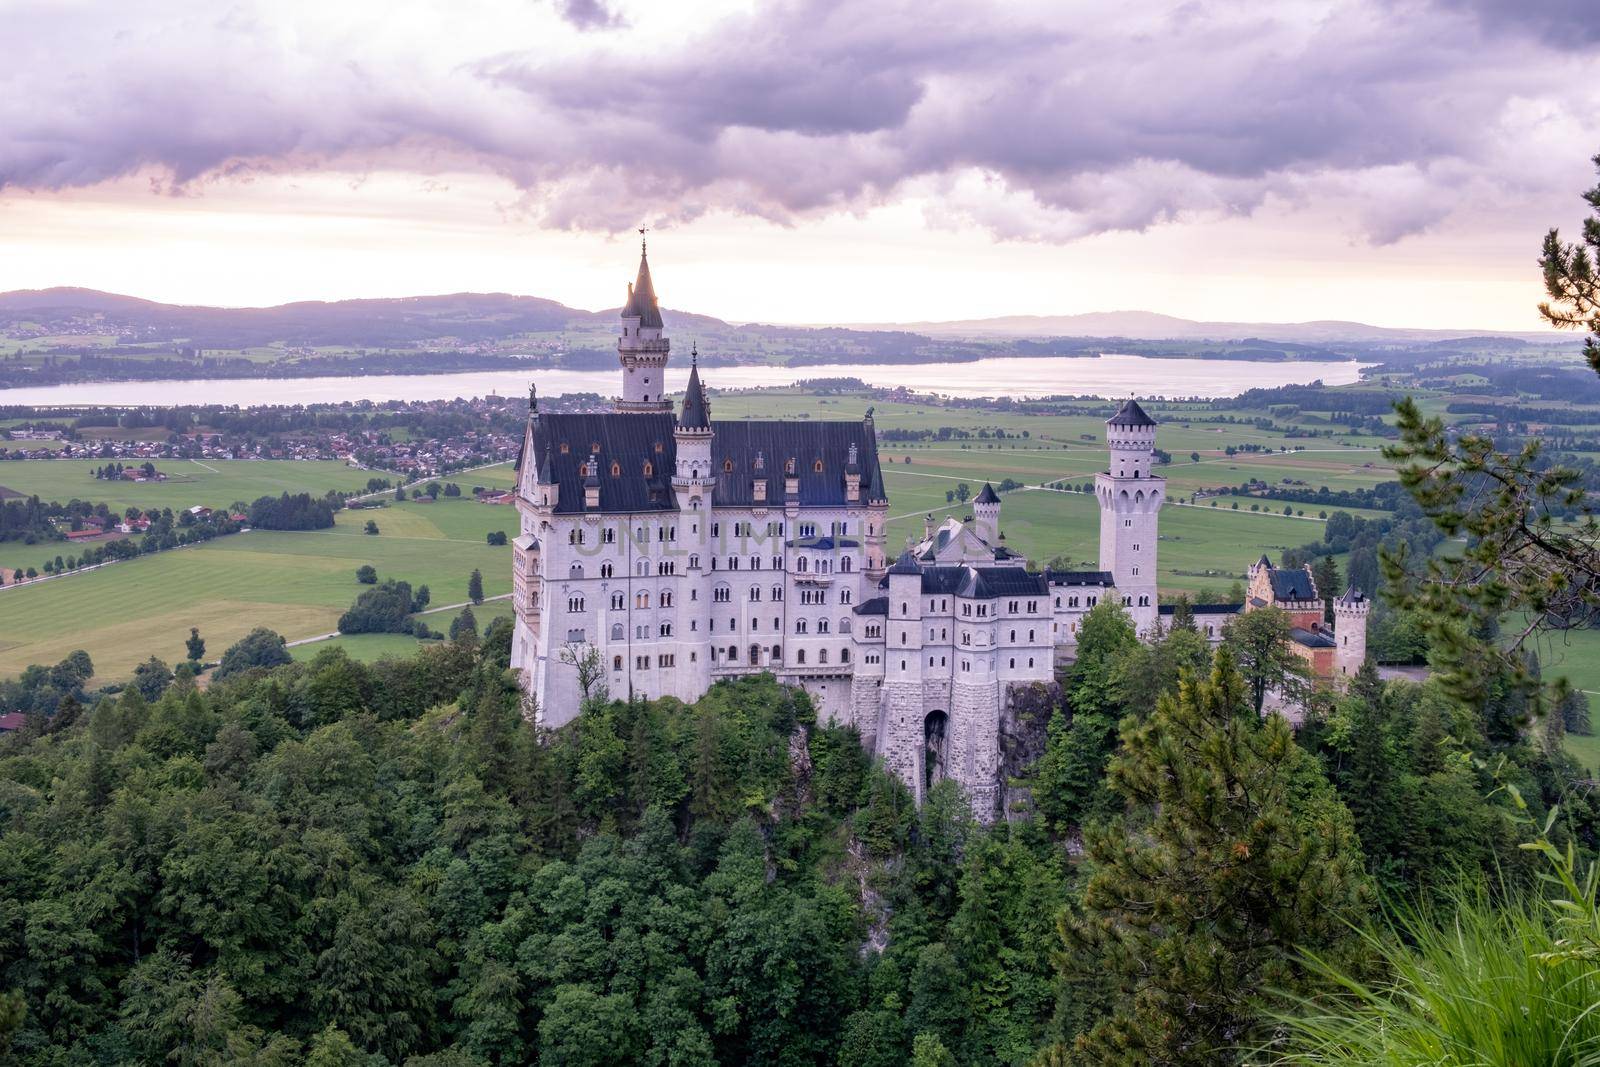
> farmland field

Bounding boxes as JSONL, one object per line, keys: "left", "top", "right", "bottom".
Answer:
{"left": 0, "top": 496, "right": 516, "bottom": 682}
{"left": 0, "top": 458, "right": 374, "bottom": 512}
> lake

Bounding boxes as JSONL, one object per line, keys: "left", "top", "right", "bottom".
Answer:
{"left": 0, "top": 353, "right": 1367, "bottom": 407}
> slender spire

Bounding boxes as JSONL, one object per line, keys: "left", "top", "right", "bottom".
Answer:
{"left": 678, "top": 343, "right": 710, "bottom": 429}
{"left": 528, "top": 382, "right": 537, "bottom": 413}
{"left": 621, "top": 232, "right": 663, "bottom": 329}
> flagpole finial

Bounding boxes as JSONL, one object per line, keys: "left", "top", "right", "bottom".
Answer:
{"left": 638, "top": 225, "right": 648, "bottom": 255}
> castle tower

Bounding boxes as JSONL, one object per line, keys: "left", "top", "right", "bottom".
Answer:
{"left": 878, "top": 550, "right": 928, "bottom": 799}
{"left": 1095, "top": 398, "right": 1163, "bottom": 634}
{"left": 1333, "top": 586, "right": 1370, "bottom": 679}
{"left": 615, "top": 236, "right": 672, "bottom": 413}
{"left": 861, "top": 409, "right": 890, "bottom": 582}
{"left": 973, "top": 482, "right": 1000, "bottom": 544}
{"left": 511, "top": 386, "right": 549, "bottom": 713}
{"left": 673, "top": 348, "right": 716, "bottom": 695}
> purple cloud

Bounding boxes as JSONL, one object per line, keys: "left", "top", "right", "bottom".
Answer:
{"left": 2, "top": 0, "right": 1597, "bottom": 244}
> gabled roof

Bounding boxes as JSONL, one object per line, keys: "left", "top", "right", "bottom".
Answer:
{"left": 854, "top": 596, "right": 890, "bottom": 616}
{"left": 1270, "top": 567, "right": 1317, "bottom": 602}
{"left": 529, "top": 413, "right": 889, "bottom": 513}
{"left": 888, "top": 550, "right": 922, "bottom": 576}
{"left": 1290, "top": 626, "right": 1337, "bottom": 649}
{"left": 1336, "top": 585, "right": 1367, "bottom": 607}
{"left": 1108, "top": 397, "right": 1157, "bottom": 428}
{"left": 1159, "top": 602, "right": 1243, "bottom": 616}
{"left": 1047, "top": 569, "right": 1115, "bottom": 586}
{"left": 974, "top": 482, "right": 1000, "bottom": 504}
{"left": 621, "top": 249, "right": 664, "bottom": 329}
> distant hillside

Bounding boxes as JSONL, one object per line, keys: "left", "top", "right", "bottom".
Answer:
{"left": 841, "top": 309, "right": 1558, "bottom": 344}
{"left": 0, "top": 287, "right": 726, "bottom": 349}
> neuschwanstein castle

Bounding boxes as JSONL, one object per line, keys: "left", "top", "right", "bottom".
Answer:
{"left": 511, "top": 244, "right": 1369, "bottom": 818}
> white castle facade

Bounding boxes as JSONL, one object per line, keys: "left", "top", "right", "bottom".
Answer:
{"left": 510, "top": 246, "right": 1367, "bottom": 819}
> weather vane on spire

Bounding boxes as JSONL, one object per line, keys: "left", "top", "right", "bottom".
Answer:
{"left": 639, "top": 225, "right": 648, "bottom": 254}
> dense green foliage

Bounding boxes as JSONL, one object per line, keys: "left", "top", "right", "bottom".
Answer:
{"left": 0, "top": 630, "right": 1072, "bottom": 1065}
{"left": 247, "top": 491, "right": 337, "bottom": 531}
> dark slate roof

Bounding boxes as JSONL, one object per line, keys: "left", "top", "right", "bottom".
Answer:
{"left": 532, "top": 413, "right": 677, "bottom": 514}
{"left": 1270, "top": 567, "right": 1318, "bottom": 602}
{"left": 621, "top": 250, "right": 664, "bottom": 329}
{"left": 1108, "top": 397, "right": 1157, "bottom": 428}
{"left": 1290, "top": 626, "right": 1337, "bottom": 649}
{"left": 899, "top": 564, "right": 1050, "bottom": 599}
{"left": 1047, "top": 569, "right": 1114, "bottom": 586}
{"left": 974, "top": 482, "right": 1000, "bottom": 504}
{"left": 959, "top": 567, "right": 1049, "bottom": 599}
{"left": 711, "top": 420, "right": 886, "bottom": 508}
{"left": 1336, "top": 585, "right": 1367, "bottom": 607}
{"left": 787, "top": 536, "right": 860, "bottom": 550}
{"left": 1159, "top": 603, "right": 1244, "bottom": 616}
{"left": 529, "top": 412, "right": 889, "bottom": 514}
{"left": 679, "top": 354, "right": 710, "bottom": 429}
{"left": 854, "top": 596, "right": 889, "bottom": 616}
{"left": 888, "top": 550, "right": 922, "bottom": 576}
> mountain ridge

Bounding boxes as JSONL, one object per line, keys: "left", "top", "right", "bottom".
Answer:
{"left": 0, "top": 286, "right": 1562, "bottom": 348}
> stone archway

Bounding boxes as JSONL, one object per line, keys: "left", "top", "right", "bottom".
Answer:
{"left": 924, "top": 710, "right": 949, "bottom": 795}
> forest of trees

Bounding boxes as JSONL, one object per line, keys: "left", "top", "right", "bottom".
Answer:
{"left": 0, "top": 584, "right": 1594, "bottom": 1064}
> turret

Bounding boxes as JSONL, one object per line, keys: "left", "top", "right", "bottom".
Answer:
{"left": 1333, "top": 586, "right": 1370, "bottom": 679}
{"left": 973, "top": 482, "right": 1000, "bottom": 544}
{"left": 671, "top": 346, "right": 715, "bottom": 695}
{"left": 1095, "top": 398, "right": 1163, "bottom": 634}
{"left": 615, "top": 235, "right": 672, "bottom": 413}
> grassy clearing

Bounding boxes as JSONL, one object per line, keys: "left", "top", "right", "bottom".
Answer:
{"left": 289, "top": 600, "right": 513, "bottom": 663}
{"left": 0, "top": 459, "right": 373, "bottom": 513}
{"left": 0, "top": 498, "right": 513, "bottom": 683}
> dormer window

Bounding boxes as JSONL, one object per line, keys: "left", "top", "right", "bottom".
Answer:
{"left": 654, "top": 441, "right": 664, "bottom": 453}
{"left": 643, "top": 461, "right": 654, "bottom": 477}
{"left": 591, "top": 442, "right": 600, "bottom": 453}
{"left": 610, "top": 461, "right": 621, "bottom": 477}
{"left": 813, "top": 459, "right": 824, "bottom": 472}
{"left": 559, "top": 442, "right": 570, "bottom": 454}
{"left": 724, "top": 459, "right": 735, "bottom": 473}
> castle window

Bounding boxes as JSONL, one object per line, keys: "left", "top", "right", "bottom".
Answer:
{"left": 661, "top": 591, "right": 673, "bottom": 607}
{"left": 660, "top": 623, "right": 673, "bottom": 637}
{"left": 611, "top": 623, "right": 624, "bottom": 640}
{"left": 654, "top": 441, "right": 664, "bottom": 453}
{"left": 819, "top": 649, "right": 829, "bottom": 664}
{"left": 1009, "top": 658, "right": 1015, "bottom": 668}
{"left": 610, "top": 461, "right": 621, "bottom": 477}
{"left": 600, "top": 562, "right": 614, "bottom": 578}
{"left": 771, "top": 644, "right": 782, "bottom": 661}
{"left": 841, "top": 556, "right": 852, "bottom": 572}
{"left": 604, "top": 527, "right": 616, "bottom": 543}
{"left": 643, "top": 461, "right": 654, "bottom": 477}
{"left": 727, "top": 644, "right": 737, "bottom": 660}
{"left": 660, "top": 654, "right": 675, "bottom": 668}
{"left": 613, "top": 655, "right": 623, "bottom": 671}
{"left": 796, "top": 620, "right": 808, "bottom": 634}
{"left": 1028, "top": 657, "right": 1035, "bottom": 668}
{"left": 724, "top": 458, "right": 734, "bottom": 473}
{"left": 818, "top": 619, "right": 830, "bottom": 634}
{"left": 772, "top": 585, "right": 783, "bottom": 601}
{"left": 813, "top": 459, "right": 824, "bottom": 472}
{"left": 841, "top": 648, "right": 850, "bottom": 663}
{"left": 567, "top": 597, "right": 585, "bottom": 613}
{"left": 749, "top": 587, "right": 761, "bottom": 602}
{"left": 570, "top": 563, "right": 584, "bottom": 578}
{"left": 797, "top": 650, "right": 806, "bottom": 664}
{"left": 611, "top": 592, "right": 623, "bottom": 609}
{"left": 560, "top": 442, "right": 570, "bottom": 454}
{"left": 689, "top": 553, "right": 700, "bottom": 569}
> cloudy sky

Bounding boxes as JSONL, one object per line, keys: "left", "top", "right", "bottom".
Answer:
{"left": 2, "top": 0, "right": 1598, "bottom": 329}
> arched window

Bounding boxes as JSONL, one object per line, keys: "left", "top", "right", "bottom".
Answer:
{"left": 611, "top": 623, "right": 623, "bottom": 640}
{"left": 797, "top": 649, "right": 806, "bottom": 664}
{"left": 839, "top": 618, "right": 851, "bottom": 634}
{"left": 724, "top": 458, "right": 734, "bottom": 472}
{"left": 610, "top": 461, "right": 621, "bottom": 477}
{"left": 610, "top": 592, "right": 623, "bottom": 609}
{"left": 819, "top": 649, "right": 829, "bottom": 664}
{"left": 643, "top": 461, "right": 654, "bottom": 477}
{"left": 841, "top": 556, "right": 852, "bottom": 572}
{"left": 570, "top": 563, "right": 584, "bottom": 578}
{"left": 840, "top": 648, "right": 850, "bottom": 663}
{"left": 813, "top": 459, "right": 824, "bottom": 472}
{"left": 613, "top": 655, "right": 623, "bottom": 670}
{"left": 771, "top": 644, "right": 782, "bottom": 661}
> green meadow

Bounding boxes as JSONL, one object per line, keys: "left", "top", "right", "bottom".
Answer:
{"left": 0, "top": 458, "right": 373, "bottom": 513}
{"left": 0, "top": 494, "right": 517, "bottom": 683}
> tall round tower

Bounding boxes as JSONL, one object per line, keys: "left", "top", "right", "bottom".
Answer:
{"left": 1094, "top": 398, "right": 1163, "bottom": 635}
{"left": 615, "top": 235, "right": 672, "bottom": 413}
{"left": 973, "top": 482, "right": 1001, "bottom": 545}
{"left": 672, "top": 347, "right": 715, "bottom": 697}
{"left": 1333, "top": 586, "right": 1370, "bottom": 679}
